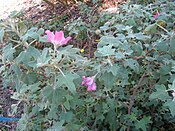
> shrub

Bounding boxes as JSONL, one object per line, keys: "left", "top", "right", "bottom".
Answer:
{"left": 1, "top": 0, "right": 175, "bottom": 130}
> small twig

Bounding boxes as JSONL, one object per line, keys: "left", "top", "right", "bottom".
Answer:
{"left": 61, "top": 104, "right": 66, "bottom": 112}
{"left": 42, "top": 0, "right": 55, "bottom": 8}
{"left": 29, "top": 39, "right": 37, "bottom": 46}
{"left": 155, "top": 23, "right": 169, "bottom": 34}
{"left": 127, "top": 72, "right": 147, "bottom": 131}
{"left": 128, "top": 72, "right": 146, "bottom": 114}
{"left": 56, "top": 66, "right": 65, "bottom": 77}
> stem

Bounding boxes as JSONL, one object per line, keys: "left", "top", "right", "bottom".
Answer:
{"left": 53, "top": 73, "right": 57, "bottom": 90}
{"left": 57, "top": 66, "right": 65, "bottom": 77}
{"left": 14, "top": 43, "right": 22, "bottom": 49}
{"left": 127, "top": 72, "right": 146, "bottom": 131}
{"left": 155, "top": 23, "right": 169, "bottom": 34}
{"left": 53, "top": 47, "right": 56, "bottom": 59}
{"left": 43, "top": 0, "right": 54, "bottom": 8}
{"left": 29, "top": 39, "right": 37, "bottom": 46}
{"left": 128, "top": 72, "right": 146, "bottom": 114}
{"left": 107, "top": 56, "right": 113, "bottom": 66}
{"left": 61, "top": 104, "right": 66, "bottom": 112}
{"left": 9, "top": 38, "right": 20, "bottom": 44}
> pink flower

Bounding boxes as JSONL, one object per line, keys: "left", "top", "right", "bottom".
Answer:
{"left": 81, "top": 76, "right": 97, "bottom": 91}
{"left": 154, "top": 11, "right": 160, "bottom": 19}
{"left": 45, "top": 30, "right": 71, "bottom": 49}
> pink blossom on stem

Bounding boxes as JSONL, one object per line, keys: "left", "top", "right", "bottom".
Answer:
{"left": 154, "top": 11, "right": 160, "bottom": 19}
{"left": 81, "top": 76, "right": 97, "bottom": 91}
{"left": 45, "top": 30, "right": 71, "bottom": 49}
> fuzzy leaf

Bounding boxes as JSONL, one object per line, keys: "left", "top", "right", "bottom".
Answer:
{"left": 57, "top": 73, "right": 79, "bottom": 94}
{"left": 97, "top": 36, "right": 121, "bottom": 47}
{"left": 135, "top": 116, "right": 152, "bottom": 131}
{"left": 144, "top": 24, "right": 157, "bottom": 34}
{"left": 164, "top": 100, "right": 175, "bottom": 117}
{"left": 97, "top": 45, "right": 115, "bottom": 57}
{"left": 3, "top": 44, "right": 15, "bottom": 63}
{"left": 169, "top": 36, "right": 175, "bottom": 56}
{"left": 42, "top": 86, "right": 67, "bottom": 105}
{"left": 124, "top": 59, "right": 139, "bottom": 73}
{"left": 101, "top": 72, "right": 115, "bottom": 89}
{"left": 149, "top": 85, "right": 170, "bottom": 101}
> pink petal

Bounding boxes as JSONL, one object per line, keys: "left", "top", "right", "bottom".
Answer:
{"left": 90, "top": 83, "right": 96, "bottom": 91}
{"left": 154, "top": 12, "right": 160, "bottom": 19}
{"left": 87, "top": 86, "right": 93, "bottom": 91}
{"left": 45, "top": 30, "right": 55, "bottom": 43}
{"left": 81, "top": 81, "right": 86, "bottom": 86}
{"left": 60, "top": 37, "right": 72, "bottom": 46}
{"left": 85, "top": 77, "right": 94, "bottom": 86}
{"left": 81, "top": 76, "right": 97, "bottom": 91}
{"left": 55, "top": 31, "right": 64, "bottom": 43}
{"left": 82, "top": 76, "right": 86, "bottom": 80}
{"left": 81, "top": 76, "right": 86, "bottom": 86}
{"left": 87, "top": 83, "right": 96, "bottom": 91}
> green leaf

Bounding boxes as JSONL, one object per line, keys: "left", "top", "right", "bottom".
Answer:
{"left": 159, "top": 65, "right": 171, "bottom": 76}
{"left": 97, "top": 36, "right": 122, "bottom": 47}
{"left": 64, "top": 101, "right": 70, "bottom": 110}
{"left": 18, "top": 21, "right": 27, "bottom": 35}
{"left": 108, "top": 65, "right": 120, "bottom": 76}
{"left": 101, "top": 71, "right": 115, "bottom": 89}
{"left": 42, "top": 86, "right": 67, "bottom": 105}
{"left": 115, "top": 52, "right": 125, "bottom": 59}
{"left": 64, "top": 95, "right": 73, "bottom": 110}
{"left": 21, "top": 72, "right": 38, "bottom": 85}
{"left": 149, "top": 85, "right": 170, "bottom": 101}
{"left": 10, "top": 64, "right": 21, "bottom": 76}
{"left": 3, "top": 44, "right": 15, "bottom": 63}
{"left": 39, "top": 35, "right": 47, "bottom": 42}
{"left": 65, "top": 123, "right": 80, "bottom": 131}
{"left": 28, "top": 32, "right": 39, "bottom": 39}
{"left": 19, "top": 82, "right": 40, "bottom": 93}
{"left": 22, "top": 27, "right": 39, "bottom": 41}
{"left": 57, "top": 73, "right": 79, "bottom": 94}
{"left": 144, "top": 24, "right": 157, "bottom": 34}
{"left": 134, "top": 33, "right": 151, "bottom": 41}
{"left": 37, "top": 28, "right": 44, "bottom": 35}
{"left": 15, "top": 46, "right": 40, "bottom": 67}
{"left": 168, "top": 79, "right": 175, "bottom": 91}
{"left": 169, "top": 36, "right": 175, "bottom": 56}
{"left": 41, "top": 48, "right": 51, "bottom": 62}
{"left": 48, "top": 107, "right": 58, "bottom": 120}
{"left": 60, "top": 112, "right": 74, "bottom": 122}
{"left": 131, "top": 43, "right": 143, "bottom": 56}
{"left": 48, "top": 121, "right": 65, "bottom": 131}
{"left": 156, "top": 41, "right": 169, "bottom": 52}
{"left": 158, "top": 75, "right": 170, "bottom": 84}
{"left": 135, "top": 116, "right": 152, "bottom": 131}
{"left": 164, "top": 100, "right": 175, "bottom": 117}
{"left": 97, "top": 45, "right": 115, "bottom": 57}
{"left": 126, "top": 18, "right": 137, "bottom": 27}
{"left": 37, "top": 48, "right": 51, "bottom": 67}
{"left": 124, "top": 59, "right": 139, "bottom": 73}
{"left": 58, "top": 45, "right": 81, "bottom": 60}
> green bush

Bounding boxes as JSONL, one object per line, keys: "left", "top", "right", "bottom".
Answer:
{"left": 1, "top": 1, "right": 175, "bottom": 130}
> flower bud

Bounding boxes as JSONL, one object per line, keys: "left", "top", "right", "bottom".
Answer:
{"left": 95, "top": 29, "right": 101, "bottom": 35}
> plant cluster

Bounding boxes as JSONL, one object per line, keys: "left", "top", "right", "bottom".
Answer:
{"left": 1, "top": 0, "right": 175, "bottom": 130}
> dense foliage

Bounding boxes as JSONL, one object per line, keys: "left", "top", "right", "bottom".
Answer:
{"left": 1, "top": 0, "right": 175, "bottom": 130}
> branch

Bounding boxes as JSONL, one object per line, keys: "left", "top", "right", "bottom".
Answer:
{"left": 128, "top": 72, "right": 146, "bottom": 115}
{"left": 127, "top": 72, "right": 146, "bottom": 131}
